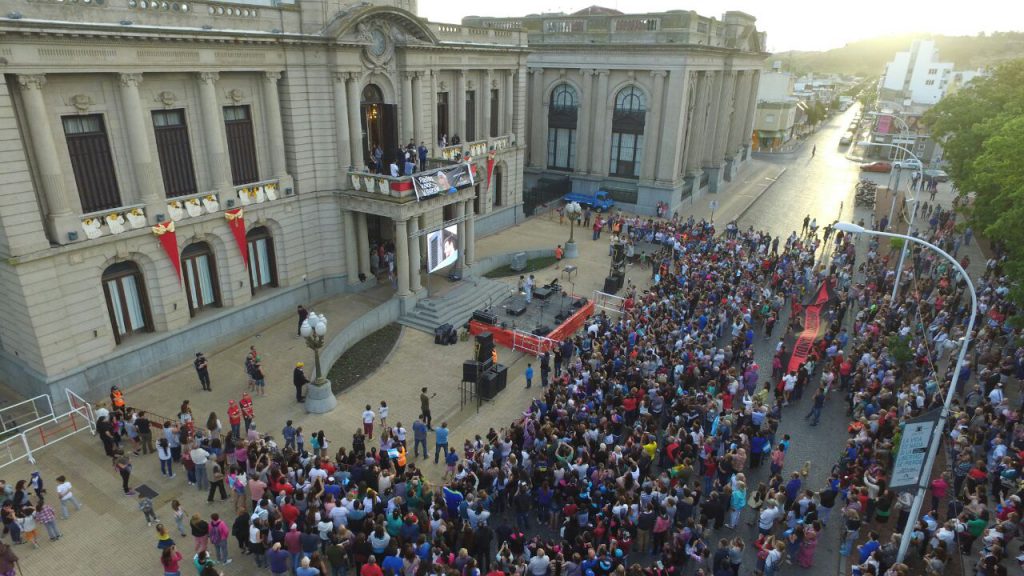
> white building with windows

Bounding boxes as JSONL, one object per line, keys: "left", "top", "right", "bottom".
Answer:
{"left": 0, "top": 0, "right": 765, "bottom": 401}
{"left": 880, "top": 40, "right": 955, "bottom": 106}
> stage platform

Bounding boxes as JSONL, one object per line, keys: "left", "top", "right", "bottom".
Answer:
{"left": 467, "top": 279, "right": 595, "bottom": 355}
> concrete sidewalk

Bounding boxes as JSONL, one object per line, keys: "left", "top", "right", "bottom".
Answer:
{"left": 0, "top": 159, "right": 786, "bottom": 576}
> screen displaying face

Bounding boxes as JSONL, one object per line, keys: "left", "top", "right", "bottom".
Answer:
{"left": 427, "top": 225, "right": 459, "bottom": 272}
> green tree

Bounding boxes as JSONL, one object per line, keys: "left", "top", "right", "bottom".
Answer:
{"left": 923, "top": 59, "right": 1024, "bottom": 303}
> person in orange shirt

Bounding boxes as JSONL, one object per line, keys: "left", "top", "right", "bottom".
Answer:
{"left": 554, "top": 244, "right": 563, "bottom": 261}
{"left": 110, "top": 386, "right": 125, "bottom": 411}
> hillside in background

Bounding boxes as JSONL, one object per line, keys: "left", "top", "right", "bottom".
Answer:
{"left": 770, "top": 32, "right": 1024, "bottom": 76}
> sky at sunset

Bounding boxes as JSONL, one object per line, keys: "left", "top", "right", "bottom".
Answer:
{"left": 420, "top": 0, "right": 1023, "bottom": 52}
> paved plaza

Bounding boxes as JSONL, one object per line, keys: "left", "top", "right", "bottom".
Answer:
{"left": 0, "top": 105, "right": 988, "bottom": 575}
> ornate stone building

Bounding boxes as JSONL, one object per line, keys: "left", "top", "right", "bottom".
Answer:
{"left": 0, "top": 0, "right": 528, "bottom": 399}
{"left": 465, "top": 8, "right": 766, "bottom": 215}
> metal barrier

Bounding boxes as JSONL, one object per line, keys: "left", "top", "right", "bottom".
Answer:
{"left": 0, "top": 395, "right": 54, "bottom": 435}
{"left": 592, "top": 290, "right": 626, "bottom": 316}
{"left": 0, "top": 390, "right": 95, "bottom": 469}
{"left": 511, "top": 329, "right": 559, "bottom": 356}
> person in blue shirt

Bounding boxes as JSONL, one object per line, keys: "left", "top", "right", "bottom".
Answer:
{"left": 381, "top": 549, "right": 404, "bottom": 575}
{"left": 525, "top": 364, "right": 534, "bottom": 389}
{"left": 434, "top": 423, "right": 450, "bottom": 464}
{"left": 442, "top": 485, "right": 463, "bottom": 518}
{"left": 412, "top": 417, "right": 428, "bottom": 459}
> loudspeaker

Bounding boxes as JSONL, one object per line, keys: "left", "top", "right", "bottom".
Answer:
{"left": 603, "top": 274, "right": 624, "bottom": 294}
{"left": 533, "top": 286, "right": 554, "bottom": 300}
{"left": 478, "top": 370, "right": 499, "bottom": 400}
{"left": 510, "top": 252, "right": 528, "bottom": 272}
{"left": 506, "top": 298, "right": 527, "bottom": 316}
{"left": 475, "top": 332, "right": 494, "bottom": 363}
{"left": 463, "top": 360, "right": 481, "bottom": 382}
{"left": 533, "top": 326, "right": 551, "bottom": 337}
{"left": 572, "top": 297, "right": 587, "bottom": 308}
{"left": 490, "top": 363, "right": 508, "bottom": 392}
{"left": 434, "top": 323, "right": 453, "bottom": 345}
{"left": 472, "top": 309, "right": 498, "bottom": 325}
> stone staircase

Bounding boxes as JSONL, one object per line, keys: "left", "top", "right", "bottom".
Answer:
{"left": 400, "top": 276, "right": 515, "bottom": 334}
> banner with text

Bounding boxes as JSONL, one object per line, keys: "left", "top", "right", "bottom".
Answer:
{"left": 412, "top": 163, "right": 475, "bottom": 200}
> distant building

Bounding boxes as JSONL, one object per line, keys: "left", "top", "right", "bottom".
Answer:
{"left": 752, "top": 72, "right": 797, "bottom": 150}
{"left": 879, "top": 40, "right": 954, "bottom": 106}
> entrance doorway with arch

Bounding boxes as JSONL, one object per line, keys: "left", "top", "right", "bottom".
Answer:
{"left": 360, "top": 84, "right": 398, "bottom": 171}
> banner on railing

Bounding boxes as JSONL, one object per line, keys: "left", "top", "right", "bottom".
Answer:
{"left": 412, "top": 162, "right": 475, "bottom": 200}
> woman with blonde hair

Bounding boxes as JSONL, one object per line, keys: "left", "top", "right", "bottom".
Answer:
{"left": 190, "top": 512, "right": 210, "bottom": 554}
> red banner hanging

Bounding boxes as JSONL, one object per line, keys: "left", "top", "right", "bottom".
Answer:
{"left": 151, "top": 221, "right": 181, "bottom": 284}
{"left": 486, "top": 149, "right": 496, "bottom": 192}
{"left": 224, "top": 208, "right": 248, "bottom": 268}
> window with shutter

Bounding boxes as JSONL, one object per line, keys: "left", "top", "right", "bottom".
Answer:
{"left": 152, "top": 109, "right": 198, "bottom": 197}
{"left": 63, "top": 114, "right": 122, "bottom": 212}
{"left": 223, "top": 105, "right": 259, "bottom": 185}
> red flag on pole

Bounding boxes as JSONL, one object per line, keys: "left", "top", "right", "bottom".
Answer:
{"left": 150, "top": 221, "right": 181, "bottom": 284}
{"left": 224, "top": 208, "right": 248, "bottom": 268}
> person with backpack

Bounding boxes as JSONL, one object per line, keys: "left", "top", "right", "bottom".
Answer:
{"left": 208, "top": 512, "right": 231, "bottom": 565}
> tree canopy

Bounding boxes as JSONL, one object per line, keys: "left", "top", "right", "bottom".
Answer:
{"left": 923, "top": 59, "right": 1024, "bottom": 303}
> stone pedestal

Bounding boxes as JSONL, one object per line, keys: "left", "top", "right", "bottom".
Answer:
{"left": 564, "top": 240, "right": 579, "bottom": 259}
{"left": 304, "top": 381, "right": 337, "bottom": 414}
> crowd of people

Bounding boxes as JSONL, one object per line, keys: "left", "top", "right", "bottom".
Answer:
{"left": 32, "top": 193, "right": 1020, "bottom": 576}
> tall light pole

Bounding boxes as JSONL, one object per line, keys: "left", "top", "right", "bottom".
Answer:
{"left": 300, "top": 311, "right": 328, "bottom": 383}
{"left": 833, "top": 222, "right": 977, "bottom": 564}
{"left": 563, "top": 201, "right": 582, "bottom": 258}
{"left": 856, "top": 141, "right": 922, "bottom": 301}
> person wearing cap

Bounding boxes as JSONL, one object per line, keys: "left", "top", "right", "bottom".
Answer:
{"left": 194, "top": 352, "right": 211, "bottom": 392}
{"left": 293, "top": 362, "right": 310, "bottom": 403}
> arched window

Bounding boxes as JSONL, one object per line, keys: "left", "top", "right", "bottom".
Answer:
{"left": 182, "top": 242, "right": 221, "bottom": 316}
{"left": 102, "top": 261, "right": 152, "bottom": 344}
{"left": 246, "top": 226, "right": 277, "bottom": 294}
{"left": 547, "top": 84, "right": 578, "bottom": 171}
{"left": 610, "top": 85, "right": 646, "bottom": 178}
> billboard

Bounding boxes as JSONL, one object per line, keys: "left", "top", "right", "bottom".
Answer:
{"left": 427, "top": 225, "right": 459, "bottom": 272}
{"left": 412, "top": 163, "right": 475, "bottom": 200}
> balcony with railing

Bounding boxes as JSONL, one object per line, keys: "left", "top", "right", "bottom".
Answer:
{"left": 462, "top": 12, "right": 738, "bottom": 47}
{"left": 431, "top": 22, "right": 527, "bottom": 46}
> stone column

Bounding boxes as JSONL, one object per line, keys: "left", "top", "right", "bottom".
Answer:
{"left": 197, "top": 72, "right": 232, "bottom": 190}
{"left": 408, "top": 216, "right": 422, "bottom": 291}
{"left": 17, "top": 74, "right": 74, "bottom": 227}
{"left": 455, "top": 201, "right": 466, "bottom": 270}
{"left": 401, "top": 72, "right": 414, "bottom": 145}
{"left": 464, "top": 200, "right": 475, "bottom": 267}
{"left": 333, "top": 72, "right": 352, "bottom": 179}
{"left": 574, "top": 69, "right": 594, "bottom": 174}
{"left": 504, "top": 69, "right": 514, "bottom": 136}
{"left": 727, "top": 71, "right": 752, "bottom": 156}
{"left": 455, "top": 69, "right": 467, "bottom": 142}
{"left": 712, "top": 71, "right": 736, "bottom": 162}
{"left": 657, "top": 70, "right": 689, "bottom": 183}
{"left": 411, "top": 72, "right": 423, "bottom": 146}
{"left": 356, "top": 211, "right": 370, "bottom": 279}
{"left": 346, "top": 73, "right": 364, "bottom": 169}
{"left": 118, "top": 73, "right": 162, "bottom": 212}
{"left": 394, "top": 218, "right": 410, "bottom": 296}
{"left": 529, "top": 68, "right": 545, "bottom": 167}
{"left": 702, "top": 71, "right": 724, "bottom": 166}
{"left": 429, "top": 71, "right": 438, "bottom": 154}
{"left": 591, "top": 70, "right": 610, "bottom": 175}
{"left": 742, "top": 71, "right": 760, "bottom": 157}
{"left": 343, "top": 210, "right": 359, "bottom": 284}
{"left": 262, "top": 71, "right": 287, "bottom": 179}
{"left": 685, "top": 72, "right": 709, "bottom": 178}
{"left": 482, "top": 70, "right": 493, "bottom": 139}
{"left": 641, "top": 70, "right": 667, "bottom": 182}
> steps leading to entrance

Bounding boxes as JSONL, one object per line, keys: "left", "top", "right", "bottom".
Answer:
{"left": 400, "top": 276, "right": 514, "bottom": 333}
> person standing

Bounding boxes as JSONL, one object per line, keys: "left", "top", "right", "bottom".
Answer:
{"left": 158, "top": 438, "right": 175, "bottom": 478}
{"left": 413, "top": 417, "right": 428, "bottom": 459}
{"left": 525, "top": 364, "right": 534, "bottom": 389}
{"left": 362, "top": 405, "right": 376, "bottom": 439}
{"left": 293, "top": 363, "right": 309, "bottom": 403}
{"left": 208, "top": 513, "right": 231, "bottom": 565}
{"left": 194, "top": 353, "right": 211, "bottom": 392}
{"left": 114, "top": 450, "right": 134, "bottom": 495}
{"left": 55, "top": 475, "right": 82, "bottom": 519}
{"left": 190, "top": 443, "right": 211, "bottom": 491}
{"left": 524, "top": 275, "right": 535, "bottom": 304}
{"left": 420, "top": 387, "right": 435, "bottom": 430}
{"left": 239, "top": 393, "right": 255, "bottom": 431}
{"left": 207, "top": 457, "right": 228, "bottom": 503}
{"left": 434, "top": 422, "right": 450, "bottom": 464}
{"left": 226, "top": 401, "right": 241, "bottom": 439}
{"left": 137, "top": 411, "right": 154, "bottom": 455}
{"left": 417, "top": 142, "right": 428, "bottom": 169}
{"left": 296, "top": 305, "right": 308, "bottom": 336}
{"left": 540, "top": 352, "right": 551, "bottom": 387}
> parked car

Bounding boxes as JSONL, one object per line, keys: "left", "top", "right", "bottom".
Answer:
{"left": 923, "top": 168, "right": 950, "bottom": 182}
{"left": 839, "top": 135, "right": 853, "bottom": 146}
{"left": 860, "top": 161, "right": 892, "bottom": 173}
{"left": 562, "top": 190, "right": 615, "bottom": 212}
{"left": 892, "top": 159, "right": 923, "bottom": 171}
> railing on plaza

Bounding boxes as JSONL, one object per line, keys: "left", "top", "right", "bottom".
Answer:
{"left": 511, "top": 329, "right": 559, "bottom": 356}
{"left": 0, "top": 395, "right": 55, "bottom": 435}
{"left": 592, "top": 290, "right": 626, "bottom": 316}
{"left": 0, "top": 389, "right": 95, "bottom": 470}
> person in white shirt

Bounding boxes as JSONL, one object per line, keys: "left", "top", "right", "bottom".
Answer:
{"left": 55, "top": 475, "right": 82, "bottom": 519}
{"left": 190, "top": 445, "right": 211, "bottom": 490}
{"left": 362, "top": 405, "right": 376, "bottom": 439}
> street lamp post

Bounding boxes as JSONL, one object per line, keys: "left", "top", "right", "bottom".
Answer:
{"left": 867, "top": 112, "right": 913, "bottom": 202}
{"left": 300, "top": 311, "right": 337, "bottom": 413}
{"left": 856, "top": 141, "right": 923, "bottom": 301}
{"left": 563, "top": 201, "right": 582, "bottom": 258}
{"left": 833, "top": 221, "right": 977, "bottom": 564}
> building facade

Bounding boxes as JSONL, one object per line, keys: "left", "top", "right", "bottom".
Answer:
{"left": 880, "top": 40, "right": 954, "bottom": 106}
{"left": 464, "top": 9, "right": 767, "bottom": 216}
{"left": 0, "top": 0, "right": 528, "bottom": 400}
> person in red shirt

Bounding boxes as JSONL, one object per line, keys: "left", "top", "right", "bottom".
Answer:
{"left": 361, "top": 555, "right": 384, "bottom": 576}
{"left": 226, "top": 400, "right": 242, "bottom": 439}
{"left": 281, "top": 503, "right": 300, "bottom": 534}
{"left": 239, "top": 393, "right": 255, "bottom": 432}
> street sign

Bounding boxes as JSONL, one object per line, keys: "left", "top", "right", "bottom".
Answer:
{"left": 709, "top": 200, "right": 719, "bottom": 211}
{"left": 890, "top": 409, "right": 940, "bottom": 491}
